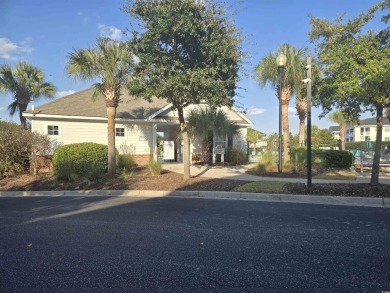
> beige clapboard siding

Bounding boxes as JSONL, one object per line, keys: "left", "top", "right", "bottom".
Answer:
{"left": 233, "top": 128, "right": 248, "bottom": 151}
{"left": 117, "top": 123, "right": 153, "bottom": 155}
{"left": 32, "top": 119, "right": 153, "bottom": 155}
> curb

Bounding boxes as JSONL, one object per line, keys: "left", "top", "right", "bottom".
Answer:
{"left": 0, "top": 190, "right": 388, "bottom": 208}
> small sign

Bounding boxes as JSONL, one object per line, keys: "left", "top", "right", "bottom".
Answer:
{"left": 163, "top": 141, "right": 175, "bottom": 160}
{"left": 214, "top": 145, "right": 225, "bottom": 155}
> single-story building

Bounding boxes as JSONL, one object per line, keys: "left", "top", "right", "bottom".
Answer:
{"left": 23, "top": 87, "right": 253, "bottom": 165}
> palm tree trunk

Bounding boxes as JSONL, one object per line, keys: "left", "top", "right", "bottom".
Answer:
{"left": 281, "top": 88, "right": 291, "bottom": 162}
{"left": 19, "top": 103, "right": 28, "bottom": 129}
{"left": 340, "top": 123, "right": 346, "bottom": 150}
{"left": 371, "top": 106, "right": 383, "bottom": 185}
{"left": 295, "top": 94, "right": 307, "bottom": 146}
{"left": 106, "top": 106, "right": 117, "bottom": 177}
{"left": 299, "top": 118, "right": 305, "bottom": 146}
{"left": 178, "top": 107, "right": 190, "bottom": 180}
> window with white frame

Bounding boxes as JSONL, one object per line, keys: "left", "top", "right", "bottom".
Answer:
{"left": 47, "top": 125, "right": 59, "bottom": 136}
{"left": 360, "top": 127, "right": 364, "bottom": 135}
{"left": 385, "top": 127, "right": 390, "bottom": 132}
{"left": 115, "top": 127, "right": 125, "bottom": 137}
{"left": 385, "top": 137, "right": 390, "bottom": 141}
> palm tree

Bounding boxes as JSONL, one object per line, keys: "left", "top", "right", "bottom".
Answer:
{"left": 187, "top": 107, "right": 238, "bottom": 163}
{"left": 0, "top": 62, "right": 56, "bottom": 129}
{"left": 255, "top": 44, "right": 306, "bottom": 162}
{"left": 328, "top": 110, "right": 357, "bottom": 150}
{"left": 66, "top": 38, "right": 134, "bottom": 176}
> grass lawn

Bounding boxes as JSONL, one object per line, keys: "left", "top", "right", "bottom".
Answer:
{"left": 234, "top": 181, "right": 288, "bottom": 194}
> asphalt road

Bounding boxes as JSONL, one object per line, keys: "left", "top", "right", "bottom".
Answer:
{"left": 0, "top": 196, "right": 389, "bottom": 292}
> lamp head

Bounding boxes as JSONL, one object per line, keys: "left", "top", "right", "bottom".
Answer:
{"left": 276, "top": 52, "right": 287, "bottom": 67}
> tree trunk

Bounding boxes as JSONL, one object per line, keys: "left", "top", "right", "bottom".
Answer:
{"left": 106, "top": 106, "right": 117, "bottom": 177}
{"left": 281, "top": 88, "right": 291, "bottom": 162}
{"left": 178, "top": 107, "right": 190, "bottom": 180}
{"left": 295, "top": 94, "right": 307, "bottom": 146}
{"left": 299, "top": 118, "right": 305, "bottom": 146}
{"left": 340, "top": 123, "right": 346, "bottom": 150}
{"left": 370, "top": 106, "right": 383, "bottom": 185}
{"left": 19, "top": 103, "right": 28, "bottom": 129}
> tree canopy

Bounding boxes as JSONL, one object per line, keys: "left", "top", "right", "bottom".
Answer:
{"left": 309, "top": 2, "right": 390, "bottom": 184}
{"left": 124, "top": 0, "right": 244, "bottom": 179}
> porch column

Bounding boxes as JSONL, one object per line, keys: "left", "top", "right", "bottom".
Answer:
{"left": 152, "top": 124, "right": 157, "bottom": 161}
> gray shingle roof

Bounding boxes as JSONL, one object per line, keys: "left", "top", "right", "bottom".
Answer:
{"left": 25, "top": 87, "right": 170, "bottom": 119}
{"left": 329, "top": 126, "right": 340, "bottom": 132}
{"left": 359, "top": 117, "right": 390, "bottom": 126}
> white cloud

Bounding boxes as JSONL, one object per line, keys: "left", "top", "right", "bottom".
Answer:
{"left": 0, "top": 37, "right": 33, "bottom": 60}
{"left": 247, "top": 107, "right": 266, "bottom": 115}
{"left": 0, "top": 106, "right": 6, "bottom": 111}
{"left": 288, "top": 107, "right": 297, "bottom": 114}
{"left": 98, "top": 24, "right": 122, "bottom": 41}
{"left": 56, "top": 90, "right": 76, "bottom": 98}
{"left": 77, "top": 11, "right": 89, "bottom": 23}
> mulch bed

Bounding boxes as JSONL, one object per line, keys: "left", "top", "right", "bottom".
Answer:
{"left": 1, "top": 167, "right": 389, "bottom": 198}
{"left": 0, "top": 168, "right": 250, "bottom": 192}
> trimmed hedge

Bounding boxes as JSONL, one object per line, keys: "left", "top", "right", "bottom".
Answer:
{"left": 53, "top": 143, "right": 108, "bottom": 180}
{"left": 291, "top": 147, "right": 353, "bottom": 169}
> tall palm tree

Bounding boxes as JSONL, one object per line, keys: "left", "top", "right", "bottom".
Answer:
{"left": 66, "top": 38, "right": 134, "bottom": 176}
{"left": 187, "top": 107, "right": 238, "bottom": 163}
{"left": 255, "top": 44, "right": 306, "bottom": 162}
{"left": 0, "top": 62, "right": 56, "bottom": 129}
{"left": 328, "top": 110, "right": 357, "bottom": 150}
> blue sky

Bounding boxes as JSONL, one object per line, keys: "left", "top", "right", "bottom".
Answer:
{"left": 0, "top": 0, "right": 384, "bottom": 135}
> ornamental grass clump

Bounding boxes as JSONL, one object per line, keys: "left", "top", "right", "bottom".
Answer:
{"left": 149, "top": 159, "right": 162, "bottom": 175}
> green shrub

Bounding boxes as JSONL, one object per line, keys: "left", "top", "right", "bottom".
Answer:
{"left": 149, "top": 159, "right": 162, "bottom": 175}
{"left": 53, "top": 143, "right": 108, "bottom": 181}
{"left": 323, "top": 150, "right": 353, "bottom": 168}
{"left": 225, "top": 148, "right": 247, "bottom": 165}
{"left": 117, "top": 154, "right": 136, "bottom": 174}
{"left": 0, "top": 121, "right": 52, "bottom": 177}
{"left": 55, "top": 159, "right": 77, "bottom": 182}
{"left": 290, "top": 147, "right": 353, "bottom": 170}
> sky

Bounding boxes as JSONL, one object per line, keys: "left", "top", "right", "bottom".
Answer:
{"left": 0, "top": 0, "right": 385, "bottom": 135}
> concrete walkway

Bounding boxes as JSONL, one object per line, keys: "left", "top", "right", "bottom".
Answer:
{"left": 163, "top": 163, "right": 390, "bottom": 185}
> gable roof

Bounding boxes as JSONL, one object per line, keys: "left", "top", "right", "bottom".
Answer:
{"left": 23, "top": 87, "right": 253, "bottom": 126}
{"left": 24, "top": 87, "right": 170, "bottom": 120}
{"left": 329, "top": 126, "right": 340, "bottom": 132}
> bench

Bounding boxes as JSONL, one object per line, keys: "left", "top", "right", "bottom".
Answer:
{"left": 354, "top": 163, "right": 390, "bottom": 173}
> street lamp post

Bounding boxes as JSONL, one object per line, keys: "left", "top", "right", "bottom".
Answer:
{"left": 276, "top": 52, "right": 287, "bottom": 173}
{"left": 305, "top": 55, "right": 312, "bottom": 187}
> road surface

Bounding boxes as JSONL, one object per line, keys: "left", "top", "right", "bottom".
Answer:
{"left": 1, "top": 196, "right": 389, "bottom": 292}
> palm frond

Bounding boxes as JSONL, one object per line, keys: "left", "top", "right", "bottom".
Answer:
{"left": 7, "top": 101, "right": 19, "bottom": 116}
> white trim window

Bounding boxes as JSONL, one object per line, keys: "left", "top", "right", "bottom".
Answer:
{"left": 115, "top": 127, "right": 125, "bottom": 137}
{"left": 47, "top": 125, "right": 59, "bottom": 136}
